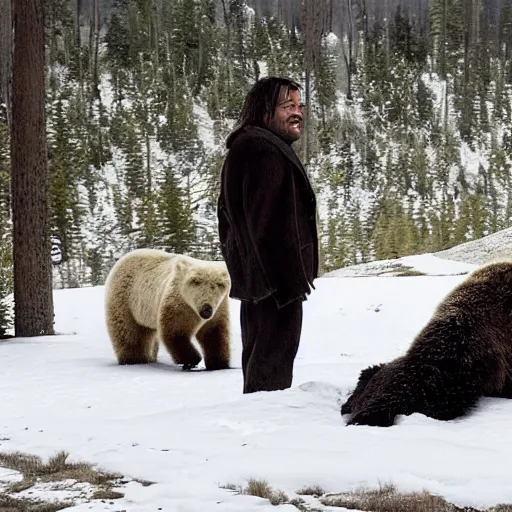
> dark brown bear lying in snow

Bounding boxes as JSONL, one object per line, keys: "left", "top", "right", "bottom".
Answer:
{"left": 341, "top": 261, "right": 512, "bottom": 427}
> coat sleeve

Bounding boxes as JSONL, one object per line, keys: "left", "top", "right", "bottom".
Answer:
{"left": 241, "top": 145, "right": 294, "bottom": 292}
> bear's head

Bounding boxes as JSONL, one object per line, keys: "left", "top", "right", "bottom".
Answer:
{"left": 180, "top": 262, "right": 231, "bottom": 320}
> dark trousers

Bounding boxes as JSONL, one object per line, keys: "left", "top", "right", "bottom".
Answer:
{"left": 240, "top": 296, "right": 303, "bottom": 394}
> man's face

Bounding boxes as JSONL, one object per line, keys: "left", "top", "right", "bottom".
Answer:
{"left": 266, "top": 87, "right": 304, "bottom": 143}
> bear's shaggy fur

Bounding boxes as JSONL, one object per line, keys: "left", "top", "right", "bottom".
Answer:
{"left": 104, "top": 249, "right": 231, "bottom": 370}
{"left": 341, "top": 260, "right": 512, "bottom": 427}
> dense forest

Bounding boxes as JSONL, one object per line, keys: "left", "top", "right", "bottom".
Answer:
{"left": 1, "top": 0, "right": 512, "bottom": 300}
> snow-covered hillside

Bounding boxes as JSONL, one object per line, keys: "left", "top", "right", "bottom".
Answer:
{"left": 323, "top": 226, "right": 512, "bottom": 278}
{"left": 435, "top": 226, "right": 512, "bottom": 265}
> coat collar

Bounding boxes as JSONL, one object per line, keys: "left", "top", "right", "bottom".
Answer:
{"left": 247, "top": 125, "right": 304, "bottom": 170}
{"left": 244, "top": 125, "right": 314, "bottom": 194}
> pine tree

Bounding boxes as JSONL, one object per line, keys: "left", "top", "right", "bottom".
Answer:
{"left": 0, "top": 118, "right": 13, "bottom": 335}
{"left": 47, "top": 93, "right": 85, "bottom": 266}
{"left": 156, "top": 166, "right": 195, "bottom": 253}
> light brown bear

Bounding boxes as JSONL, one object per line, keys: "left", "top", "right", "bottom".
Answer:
{"left": 104, "top": 248, "right": 231, "bottom": 370}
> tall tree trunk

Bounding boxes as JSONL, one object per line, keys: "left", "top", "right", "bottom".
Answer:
{"left": 441, "top": 0, "right": 447, "bottom": 77}
{"left": 11, "top": 0, "right": 55, "bottom": 336}
{"left": 0, "top": 0, "right": 12, "bottom": 125}
{"left": 75, "top": 0, "right": 81, "bottom": 46}
{"left": 220, "top": 0, "right": 233, "bottom": 110}
{"left": 342, "top": 0, "right": 355, "bottom": 101}
{"left": 93, "top": 0, "right": 100, "bottom": 99}
{"left": 302, "top": 0, "right": 315, "bottom": 164}
{"left": 384, "top": 0, "right": 390, "bottom": 67}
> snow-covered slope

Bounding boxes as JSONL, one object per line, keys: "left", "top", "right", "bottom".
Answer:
{"left": 434, "top": 226, "right": 512, "bottom": 265}
{"left": 324, "top": 226, "right": 512, "bottom": 278}
{"left": 2, "top": 241, "right": 512, "bottom": 509}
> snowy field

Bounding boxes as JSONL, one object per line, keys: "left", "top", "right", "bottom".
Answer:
{"left": 2, "top": 247, "right": 512, "bottom": 510}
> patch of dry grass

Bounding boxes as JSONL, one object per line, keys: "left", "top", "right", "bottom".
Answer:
{"left": 321, "top": 483, "right": 460, "bottom": 511}
{"left": 0, "top": 494, "right": 72, "bottom": 511}
{"left": 296, "top": 485, "right": 326, "bottom": 497}
{"left": 320, "top": 483, "right": 512, "bottom": 512}
{"left": 394, "top": 269, "right": 427, "bottom": 277}
{"left": 0, "top": 449, "right": 129, "bottom": 510}
{"left": 224, "top": 479, "right": 512, "bottom": 512}
{"left": 221, "top": 479, "right": 325, "bottom": 510}
{"left": 90, "top": 489, "right": 125, "bottom": 500}
{"left": 221, "top": 479, "right": 289, "bottom": 506}
{"left": 0, "top": 450, "right": 122, "bottom": 493}
{"left": 245, "top": 478, "right": 289, "bottom": 505}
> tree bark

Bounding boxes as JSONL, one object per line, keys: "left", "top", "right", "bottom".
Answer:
{"left": 11, "top": 0, "right": 55, "bottom": 336}
{"left": 0, "top": 0, "right": 12, "bottom": 125}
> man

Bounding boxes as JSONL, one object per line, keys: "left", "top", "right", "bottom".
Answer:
{"left": 217, "top": 76, "right": 319, "bottom": 394}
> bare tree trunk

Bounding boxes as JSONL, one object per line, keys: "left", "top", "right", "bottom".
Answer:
{"left": 461, "top": 0, "right": 472, "bottom": 139}
{"left": 220, "top": 0, "right": 234, "bottom": 111}
{"left": 302, "top": 0, "right": 316, "bottom": 164}
{"left": 443, "top": 80, "right": 449, "bottom": 134}
{"left": 93, "top": 0, "right": 100, "bottom": 97}
{"left": 384, "top": 0, "right": 390, "bottom": 67}
{"left": 359, "top": 0, "right": 368, "bottom": 39}
{"left": 342, "top": 0, "right": 355, "bottom": 101}
{"left": 152, "top": 1, "right": 159, "bottom": 69}
{"left": 0, "top": 0, "right": 12, "bottom": 125}
{"left": 441, "top": 0, "right": 447, "bottom": 77}
{"left": 304, "top": 67, "right": 311, "bottom": 163}
{"left": 76, "top": 0, "right": 82, "bottom": 46}
{"left": 196, "top": 9, "right": 205, "bottom": 92}
{"left": 11, "top": 0, "right": 55, "bottom": 337}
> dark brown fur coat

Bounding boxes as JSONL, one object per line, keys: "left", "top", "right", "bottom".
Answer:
{"left": 217, "top": 125, "right": 318, "bottom": 308}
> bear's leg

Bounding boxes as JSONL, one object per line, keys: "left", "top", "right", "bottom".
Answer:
{"left": 341, "top": 363, "right": 387, "bottom": 415}
{"left": 158, "top": 307, "right": 202, "bottom": 368}
{"left": 424, "top": 386, "right": 481, "bottom": 420}
{"left": 196, "top": 319, "right": 230, "bottom": 371}
{"left": 483, "top": 374, "right": 512, "bottom": 398}
{"left": 421, "top": 371, "right": 482, "bottom": 420}
{"left": 160, "top": 330, "right": 202, "bottom": 368}
{"left": 107, "top": 310, "right": 157, "bottom": 365}
{"left": 164, "top": 333, "right": 202, "bottom": 368}
{"left": 422, "top": 357, "right": 501, "bottom": 419}
{"left": 151, "top": 339, "right": 159, "bottom": 362}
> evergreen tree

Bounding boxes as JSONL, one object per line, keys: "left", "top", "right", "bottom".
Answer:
{"left": 12, "top": 0, "right": 512, "bottom": 284}
{"left": 0, "top": 118, "right": 13, "bottom": 335}
{"left": 156, "top": 166, "right": 195, "bottom": 253}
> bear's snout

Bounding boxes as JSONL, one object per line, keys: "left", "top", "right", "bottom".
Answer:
{"left": 199, "top": 304, "right": 213, "bottom": 319}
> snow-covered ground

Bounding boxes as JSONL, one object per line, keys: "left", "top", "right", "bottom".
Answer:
{"left": 323, "top": 252, "right": 476, "bottom": 278}
{"left": 3, "top": 246, "right": 512, "bottom": 510}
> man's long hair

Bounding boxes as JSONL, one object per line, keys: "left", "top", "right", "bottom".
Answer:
{"left": 234, "top": 76, "right": 302, "bottom": 131}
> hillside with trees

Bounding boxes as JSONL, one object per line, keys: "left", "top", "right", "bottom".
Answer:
{"left": 0, "top": 0, "right": 511, "bottom": 295}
